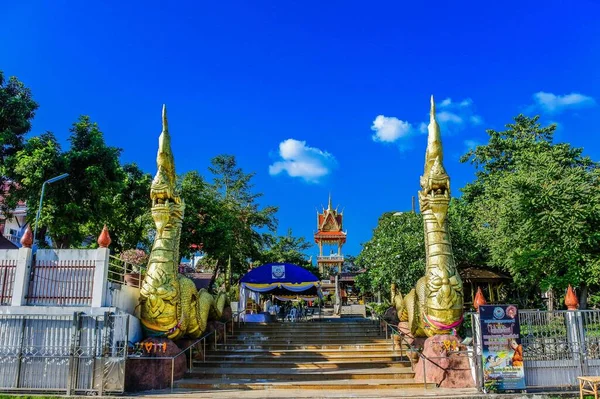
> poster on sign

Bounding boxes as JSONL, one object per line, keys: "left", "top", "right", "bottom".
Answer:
{"left": 271, "top": 265, "right": 285, "bottom": 279}
{"left": 479, "top": 305, "right": 526, "bottom": 392}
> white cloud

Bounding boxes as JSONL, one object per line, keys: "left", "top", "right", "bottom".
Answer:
{"left": 371, "top": 115, "right": 415, "bottom": 143}
{"left": 439, "top": 97, "right": 473, "bottom": 109}
{"left": 464, "top": 139, "right": 481, "bottom": 151}
{"left": 470, "top": 115, "right": 483, "bottom": 125}
{"left": 532, "top": 91, "right": 596, "bottom": 114}
{"left": 437, "top": 111, "right": 463, "bottom": 125}
{"left": 432, "top": 97, "right": 483, "bottom": 132}
{"left": 269, "top": 139, "right": 336, "bottom": 183}
{"left": 371, "top": 96, "right": 483, "bottom": 150}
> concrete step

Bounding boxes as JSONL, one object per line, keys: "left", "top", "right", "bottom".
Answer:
{"left": 186, "top": 366, "right": 415, "bottom": 381}
{"left": 237, "top": 322, "right": 378, "bottom": 329}
{"left": 174, "top": 378, "right": 436, "bottom": 390}
{"left": 215, "top": 342, "right": 399, "bottom": 351}
{"left": 237, "top": 321, "right": 376, "bottom": 327}
{"left": 195, "top": 360, "right": 412, "bottom": 369}
{"left": 204, "top": 352, "right": 409, "bottom": 361}
{"left": 233, "top": 330, "right": 383, "bottom": 339}
{"left": 227, "top": 337, "right": 389, "bottom": 345}
{"left": 208, "top": 348, "right": 407, "bottom": 356}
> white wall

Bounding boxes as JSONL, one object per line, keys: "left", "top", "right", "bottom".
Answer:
{"left": 106, "top": 282, "right": 140, "bottom": 316}
{"left": 37, "top": 248, "right": 97, "bottom": 261}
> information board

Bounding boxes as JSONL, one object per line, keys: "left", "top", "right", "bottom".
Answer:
{"left": 479, "top": 304, "right": 526, "bottom": 391}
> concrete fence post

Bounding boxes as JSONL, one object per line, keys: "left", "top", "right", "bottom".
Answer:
{"left": 11, "top": 247, "right": 33, "bottom": 306}
{"left": 92, "top": 247, "right": 110, "bottom": 307}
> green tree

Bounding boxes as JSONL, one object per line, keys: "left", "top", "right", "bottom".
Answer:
{"left": 258, "top": 228, "right": 312, "bottom": 266}
{"left": 13, "top": 116, "right": 128, "bottom": 248}
{"left": 110, "top": 163, "right": 153, "bottom": 252}
{"left": 460, "top": 115, "right": 600, "bottom": 308}
{"left": 0, "top": 71, "right": 39, "bottom": 212}
{"left": 179, "top": 156, "right": 278, "bottom": 289}
{"left": 355, "top": 211, "right": 425, "bottom": 299}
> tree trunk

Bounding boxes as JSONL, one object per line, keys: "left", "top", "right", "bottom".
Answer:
{"left": 546, "top": 289, "right": 554, "bottom": 311}
{"left": 208, "top": 261, "right": 220, "bottom": 293}
{"left": 580, "top": 283, "right": 589, "bottom": 310}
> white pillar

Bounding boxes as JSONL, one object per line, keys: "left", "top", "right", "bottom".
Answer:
{"left": 91, "top": 247, "right": 110, "bottom": 307}
{"left": 11, "top": 247, "right": 33, "bottom": 306}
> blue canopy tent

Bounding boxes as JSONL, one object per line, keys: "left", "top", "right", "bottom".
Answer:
{"left": 239, "top": 263, "right": 321, "bottom": 319}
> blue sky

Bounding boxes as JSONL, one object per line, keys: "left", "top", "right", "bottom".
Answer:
{"left": 1, "top": 1, "right": 599, "bottom": 257}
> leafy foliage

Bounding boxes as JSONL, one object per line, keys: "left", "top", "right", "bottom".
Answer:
{"left": 179, "top": 156, "right": 278, "bottom": 286}
{"left": 258, "top": 229, "right": 312, "bottom": 266}
{"left": 460, "top": 115, "right": 600, "bottom": 307}
{"left": 10, "top": 116, "right": 152, "bottom": 250}
{"left": 355, "top": 211, "right": 425, "bottom": 298}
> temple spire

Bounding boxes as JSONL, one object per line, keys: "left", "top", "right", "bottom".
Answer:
{"left": 328, "top": 193, "right": 332, "bottom": 210}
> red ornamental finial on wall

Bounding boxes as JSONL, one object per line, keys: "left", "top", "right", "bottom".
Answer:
{"left": 98, "top": 225, "right": 112, "bottom": 248}
{"left": 565, "top": 285, "right": 579, "bottom": 310}
{"left": 474, "top": 287, "right": 487, "bottom": 311}
{"left": 20, "top": 226, "right": 33, "bottom": 248}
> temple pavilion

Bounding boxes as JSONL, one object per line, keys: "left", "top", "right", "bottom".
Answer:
{"left": 314, "top": 195, "right": 347, "bottom": 276}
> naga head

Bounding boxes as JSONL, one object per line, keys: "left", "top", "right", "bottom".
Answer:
{"left": 151, "top": 105, "right": 184, "bottom": 234}
{"left": 419, "top": 96, "right": 450, "bottom": 226}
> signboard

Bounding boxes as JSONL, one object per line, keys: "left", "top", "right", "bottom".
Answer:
{"left": 271, "top": 265, "right": 285, "bottom": 279}
{"left": 479, "top": 305, "right": 526, "bottom": 392}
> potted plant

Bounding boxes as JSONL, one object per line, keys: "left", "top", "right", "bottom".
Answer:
{"left": 120, "top": 249, "right": 149, "bottom": 287}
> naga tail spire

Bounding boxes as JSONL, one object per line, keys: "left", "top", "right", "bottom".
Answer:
{"left": 424, "top": 95, "right": 444, "bottom": 180}
{"left": 156, "top": 104, "right": 177, "bottom": 191}
{"left": 151, "top": 104, "right": 183, "bottom": 235}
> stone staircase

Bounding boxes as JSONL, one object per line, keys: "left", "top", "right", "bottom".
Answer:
{"left": 175, "top": 318, "right": 435, "bottom": 391}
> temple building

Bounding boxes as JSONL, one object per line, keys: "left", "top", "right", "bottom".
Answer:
{"left": 314, "top": 195, "right": 347, "bottom": 275}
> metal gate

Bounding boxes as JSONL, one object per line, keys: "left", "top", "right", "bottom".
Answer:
{"left": 518, "top": 310, "right": 600, "bottom": 388}
{"left": 472, "top": 309, "right": 600, "bottom": 389}
{"left": 0, "top": 312, "right": 128, "bottom": 395}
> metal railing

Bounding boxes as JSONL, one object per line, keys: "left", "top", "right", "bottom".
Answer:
{"left": 316, "top": 255, "right": 344, "bottom": 262}
{"left": 0, "top": 259, "right": 17, "bottom": 305}
{"left": 128, "top": 308, "right": 245, "bottom": 392}
{"left": 369, "top": 307, "right": 479, "bottom": 390}
{"left": 0, "top": 312, "right": 129, "bottom": 395}
{"left": 26, "top": 259, "right": 95, "bottom": 306}
{"left": 108, "top": 255, "right": 146, "bottom": 287}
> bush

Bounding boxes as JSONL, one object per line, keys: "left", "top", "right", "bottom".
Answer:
{"left": 120, "top": 249, "right": 149, "bottom": 271}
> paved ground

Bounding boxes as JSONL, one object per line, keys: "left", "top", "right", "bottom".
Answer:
{"left": 131, "top": 387, "right": 580, "bottom": 399}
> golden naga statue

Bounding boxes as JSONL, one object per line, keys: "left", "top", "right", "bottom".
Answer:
{"left": 394, "top": 96, "right": 464, "bottom": 337}
{"left": 140, "top": 105, "right": 229, "bottom": 340}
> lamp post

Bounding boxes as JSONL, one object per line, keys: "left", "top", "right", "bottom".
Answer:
{"left": 33, "top": 173, "right": 69, "bottom": 249}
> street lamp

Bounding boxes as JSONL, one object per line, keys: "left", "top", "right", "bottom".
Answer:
{"left": 33, "top": 173, "right": 69, "bottom": 249}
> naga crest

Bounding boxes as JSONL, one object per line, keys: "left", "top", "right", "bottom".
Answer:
{"left": 151, "top": 105, "right": 184, "bottom": 234}
{"left": 419, "top": 96, "right": 450, "bottom": 227}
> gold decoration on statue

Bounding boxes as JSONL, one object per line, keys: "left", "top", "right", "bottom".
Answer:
{"left": 139, "top": 105, "right": 229, "bottom": 340}
{"left": 392, "top": 96, "right": 464, "bottom": 337}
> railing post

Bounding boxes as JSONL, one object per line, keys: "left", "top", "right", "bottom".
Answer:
{"left": 170, "top": 358, "right": 175, "bottom": 392}
{"left": 422, "top": 354, "right": 427, "bottom": 388}
{"left": 66, "top": 312, "right": 81, "bottom": 396}
{"left": 91, "top": 247, "right": 110, "bottom": 307}
{"left": 11, "top": 246, "right": 33, "bottom": 306}
{"left": 203, "top": 338, "right": 206, "bottom": 362}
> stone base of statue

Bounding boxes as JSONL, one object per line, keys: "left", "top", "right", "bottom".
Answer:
{"left": 125, "top": 337, "right": 187, "bottom": 392}
{"left": 413, "top": 335, "right": 475, "bottom": 388}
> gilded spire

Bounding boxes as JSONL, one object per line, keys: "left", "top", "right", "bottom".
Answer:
{"left": 424, "top": 95, "right": 444, "bottom": 178}
{"left": 328, "top": 193, "right": 332, "bottom": 210}
{"left": 156, "top": 104, "right": 176, "bottom": 187}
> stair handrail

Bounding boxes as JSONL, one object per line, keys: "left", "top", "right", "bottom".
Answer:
{"left": 367, "top": 305, "right": 479, "bottom": 389}
{"left": 367, "top": 306, "right": 421, "bottom": 368}
{"left": 129, "top": 307, "right": 248, "bottom": 392}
